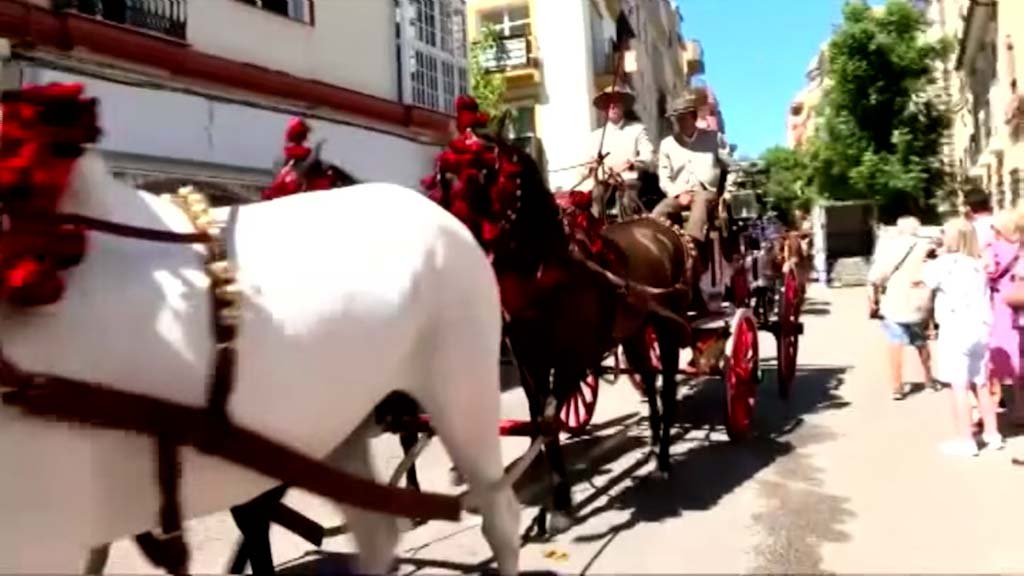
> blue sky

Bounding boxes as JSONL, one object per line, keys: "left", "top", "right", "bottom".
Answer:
{"left": 676, "top": 0, "right": 851, "bottom": 157}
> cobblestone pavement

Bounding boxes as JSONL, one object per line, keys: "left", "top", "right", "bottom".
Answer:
{"left": 104, "top": 284, "right": 1024, "bottom": 574}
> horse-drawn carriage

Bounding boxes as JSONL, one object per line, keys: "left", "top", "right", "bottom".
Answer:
{"left": 547, "top": 161, "right": 807, "bottom": 443}
{"left": 0, "top": 85, "right": 805, "bottom": 575}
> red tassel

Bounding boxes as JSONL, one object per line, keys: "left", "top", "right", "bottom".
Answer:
{"left": 4, "top": 259, "right": 65, "bottom": 307}
{"left": 285, "top": 117, "right": 310, "bottom": 144}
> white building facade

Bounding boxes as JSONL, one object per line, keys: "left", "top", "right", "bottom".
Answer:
{"left": 0, "top": 0, "right": 467, "bottom": 203}
{"left": 465, "top": 0, "right": 692, "bottom": 191}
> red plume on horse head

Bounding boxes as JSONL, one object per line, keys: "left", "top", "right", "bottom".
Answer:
{"left": 455, "top": 95, "right": 489, "bottom": 133}
{"left": 283, "top": 117, "right": 312, "bottom": 162}
{"left": 0, "top": 82, "right": 99, "bottom": 307}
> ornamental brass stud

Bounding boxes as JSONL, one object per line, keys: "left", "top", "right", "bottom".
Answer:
{"left": 215, "top": 283, "right": 242, "bottom": 303}
{"left": 207, "top": 261, "right": 236, "bottom": 281}
{"left": 218, "top": 305, "right": 241, "bottom": 326}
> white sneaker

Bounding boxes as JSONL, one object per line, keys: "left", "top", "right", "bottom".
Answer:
{"left": 982, "top": 433, "right": 1005, "bottom": 451}
{"left": 940, "top": 439, "right": 979, "bottom": 457}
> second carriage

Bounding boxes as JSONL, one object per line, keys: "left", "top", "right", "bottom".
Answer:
{"left": 556, "top": 170, "right": 807, "bottom": 442}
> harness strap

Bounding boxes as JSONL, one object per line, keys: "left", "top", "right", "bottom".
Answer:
{"left": 134, "top": 438, "right": 188, "bottom": 573}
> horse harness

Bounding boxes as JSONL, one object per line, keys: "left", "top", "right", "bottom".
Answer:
{"left": 0, "top": 187, "right": 237, "bottom": 572}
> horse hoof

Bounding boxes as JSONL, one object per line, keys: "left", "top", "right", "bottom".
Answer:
{"left": 547, "top": 511, "right": 574, "bottom": 535}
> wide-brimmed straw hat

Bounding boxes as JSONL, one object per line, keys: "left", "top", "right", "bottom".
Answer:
{"left": 666, "top": 91, "right": 701, "bottom": 117}
{"left": 593, "top": 84, "right": 636, "bottom": 110}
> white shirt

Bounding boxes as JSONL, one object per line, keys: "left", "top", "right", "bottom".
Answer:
{"left": 577, "top": 120, "right": 654, "bottom": 191}
{"left": 923, "top": 252, "right": 992, "bottom": 345}
{"left": 973, "top": 213, "right": 995, "bottom": 250}
{"left": 657, "top": 129, "right": 731, "bottom": 198}
{"left": 867, "top": 235, "right": 932, "bottom": 323}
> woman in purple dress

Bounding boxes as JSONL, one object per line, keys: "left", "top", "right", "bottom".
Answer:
{"left": 986, "top": 211, "right": 1024, "bottom": 423}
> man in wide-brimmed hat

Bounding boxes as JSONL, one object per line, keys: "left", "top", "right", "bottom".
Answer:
{"left": 577, "top": 83, "right": 654, "bottom": 219}
{"left": 654, "top": 89, "right": 734, "bottom": 242}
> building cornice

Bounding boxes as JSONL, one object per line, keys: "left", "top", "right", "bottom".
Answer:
{"left": 0, "top": 0, "right": 451, "bottom": 144}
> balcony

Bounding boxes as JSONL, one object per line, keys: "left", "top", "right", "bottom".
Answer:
{"left": 54, "top": 0, "right": 187, "bottom": 40}
{"left": 478, "top": 35, "right": 531, "bottom": 72}
{"left": 476, "top": 34, "right": 540, "bottom": 92}
{"left": 685, "top": 40, "right": 705, "bottom": 76}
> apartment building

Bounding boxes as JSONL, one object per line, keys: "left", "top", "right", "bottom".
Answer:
{"left": 786, "top": 46, "right": 826, "bottom": 150}
{"left": 0, "top": 0, "right": 467, "bottom": 202}
{"left": 465, "top": 0, "right": 694, "bottom": 191}
{"left": 953, "top": 0, "right": 1023, "bottom": 208}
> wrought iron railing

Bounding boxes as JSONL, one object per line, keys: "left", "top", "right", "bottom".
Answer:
{"left": 54, "top": 0, "right": 187, "bottom": 40}
{"left": 478, "top": 35, "right": 531, "bottom": 72}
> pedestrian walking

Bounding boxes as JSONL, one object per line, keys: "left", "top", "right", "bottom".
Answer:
{"left": 924, "top": 217, "right": 1001, "bottom": 457}
{"left": 985, "top": 211, "right": 1023, "bottom": 422}
{"left": 867, "top": 216, "right": 934, "bottom": 400}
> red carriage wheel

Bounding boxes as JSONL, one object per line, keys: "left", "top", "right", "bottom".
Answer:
{"left": 725, "top": 311, "right": 759, "bottom": 442}
{"left": 559, "top": 371, "right": 600, "bottom": 435}
{"left": 626, "top": 326, "right": 661, "bottom": 393}
{"left": 776, "top": 268, "right": 801, "bottom": 400}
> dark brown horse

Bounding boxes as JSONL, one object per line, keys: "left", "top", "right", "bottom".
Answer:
{"left": 430, "top": 129, "right": 699, "bottom": 532}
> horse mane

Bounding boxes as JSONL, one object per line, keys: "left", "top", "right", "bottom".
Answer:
{"left": 478, "top": 132, "right": 569, "bottom": 266}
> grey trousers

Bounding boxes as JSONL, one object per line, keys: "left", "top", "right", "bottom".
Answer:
{"left": 651, "top": 189, "right": 713, "bottom": 240}
{"left": 592, "top": 179, "right": 643, "bottom": 220}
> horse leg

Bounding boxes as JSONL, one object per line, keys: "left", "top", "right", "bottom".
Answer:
{"left": 83, "top": 544, "right": 110, "bottom": 575}
{"left": 398, "top": 431, "right": 422, "bottom": 492}
{"left": 654, "top": 320, "right": 682, "bottom": 475}
{"left": 622, "top": 334, "right": 662, "bottom": 451}
{"left": 226, "top": 484, "right": 290, "bottom": 574}
{"left": 416, "top": 366, "right": 521, "bottom": 575}
{"left": 325, "top": 422, "right": 399, "bottom": 575}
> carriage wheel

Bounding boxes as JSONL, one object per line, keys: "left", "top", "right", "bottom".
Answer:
{"left": 725, "top": 311, "right": 759, "bottom": 442}
{"left": 559, "top": 372, "right": 600, "bottom": 435}
{"left": 625, "top": 326, "right": 661, "bottom": 393}
{"left": 776, "top": 268, "right": 801, "bottom": 400}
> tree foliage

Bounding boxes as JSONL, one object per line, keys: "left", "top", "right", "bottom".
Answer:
{"left": 467, "top": 25, "right": 508, "bottom": 120}
{"left": 809, "top": 0, "right": 953, "bottom": 223}
{"left": 756, "top": 146, "right": 816, "bottom": 224}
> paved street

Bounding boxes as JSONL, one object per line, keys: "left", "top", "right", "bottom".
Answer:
{"left": 105, "top": 284, "right": 1024, "bottom": 574}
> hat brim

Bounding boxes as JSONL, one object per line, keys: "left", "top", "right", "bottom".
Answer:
{"left": 666, "top": 105, "right": 698, "bottom": 117}
{"left": 593, "top": 91, "right": 636, "bottom": 110}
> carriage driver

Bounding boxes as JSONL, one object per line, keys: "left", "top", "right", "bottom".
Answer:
{"left": 653, "top": 89, "right": 734, "bottom": 244}
{"left": 577, "top": 83, "right": 654, "bottom": 219}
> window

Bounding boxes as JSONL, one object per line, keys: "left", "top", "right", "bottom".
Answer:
{"left": 236, "top": 0, "right": 313, "bottom": 24}
{"left": 399, "top": 0, "right": 468, "bottom": 113}
{"left": 56, "top": 0, "right": 187, "bottom": 38}
{"left": 590, "top": 3, "right": 613, "bottom": 77}
{"left": 1011, "top": 169, "right": 1023, "bottom": 207}
{"left": 504, "top": 105, "right": 537, "bottom": 156}
{"left": 478, "top": 2, "right": 530, "bottom": 37}
{"left": 505, "top": 106, "right": 536, "bottom": 139}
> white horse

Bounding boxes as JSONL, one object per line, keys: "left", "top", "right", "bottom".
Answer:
{"left": 0, "top": 150, "right": 521, "bottom": 574}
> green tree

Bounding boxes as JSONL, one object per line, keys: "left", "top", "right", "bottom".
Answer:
{"left": 467, "top": 25, "right": 508, "bottom": 120}
{"left": 811, "top": 0, "right": 953, "bottom": 223}
{"left": 757, "top": 145, "right": 816, "bottom": 223}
